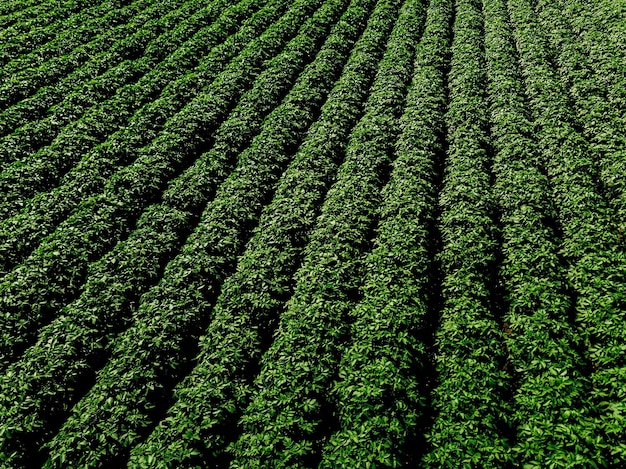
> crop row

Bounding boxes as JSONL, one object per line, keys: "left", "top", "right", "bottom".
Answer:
{"left": 0, "top": 0, "right": 107, "bottom": 57}
{"left": 230, "top": 0, "right": 424, "bottom": 465}
{"left": 0, "top": 0, "right": 191, "bottom": 166}
{"left": 1, "top": 0, "right": 622, "bottom": 466}
{"left": 0, "top": 0, "right": 274, "bottom": 273}
{"left": 563, "top": 0, "right": 626, "bottom": 110}
{"left": 0, "top": 0, "right": 174, "bottom": 167}
{"left": 483, "top": 0, "right": 599, "bottom": 465}
{"left": 507, "top": 0, "right": 626, "bottom": 463}
{"left": 532, "top": 0, "right": 626, "bottom": 244}
{"left": 0, "top": 0, "right": 162, "bottom": 110}
{"left": 423, "top": 0, "right": 511, "bottom": 466}
{"left": 0, "top": 0, "right": 226, "bottom": 159}
{"left": 35, "top": 0, "right": 371, "bottom": 465}
{"left": 0, "top": 0, "right": 222, "bottom": 144}
{"left": 0, "top": 0, "right": 140, "bottom": 81}
{"left": 0, "top": 0, "right": 324, "bottom": 369}
{"left": 591, "top": 0, "right": 626, "bottom": 61}
{"left": 127, "top": 0, "right": 402, "bottom": 466}
{"left": 0, "top": 0, "right": 43, "bottom": 21}
{"left": 320, "top": 0, "right": 451, "bottom": 466}
{"left": 0, "top": 0, "right": 361, "bottom": 462}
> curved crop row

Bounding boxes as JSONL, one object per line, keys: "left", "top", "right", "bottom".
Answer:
{"left": 0, "top": 0, "right": 189, "bottom": 162}
{"left": 557, "top": 0, "right": 626, "bottom": 113}
{"left": 0, "top": 0, "right": 147, "bottom": 81}
{"left": 318, "top": 0, "right": 451, "bottom": 466}
{"left": 38, "top": 0, "right": 362, "bottom": 465}
{"left": 532, "top": 0, "right": 626, "bottom": 241}
{"left": 0, "top": 0, "right": 52, "bottom": 24}
{"left": 422, "top": 0, "right": 511, "bottom": 466}
{"left": 0, "top": 0, "right": 44, "bottom": 20}
{"left": 0, "top": 0, "right": 225, "bottom": 156}
{"left": 0, "top": 0, "right": 166, "bottom": 111}
{"left": 483, "top": 0, "right": 600, "bottom": 465}
{"left": 0, "top": 0, "right": 106, "bottom": 56}
{"left": 0, "top": 0, "right": 276, "bottom": 271}
{"left": 127, "top": 0, "right": 401, "bottom": 466}
{"left": 507, "top": 0, "right": 626, "bottom": 463}
{"left": 596, "top": 0, "right": 626, "bottom": 59}
{"left": 0, "top": 0, "right": 361, "bottom": 461}
{"left": 0, "top": 0, "right": 223, "bottom": 142}
{"left": 0, "top": 0, "right": 325, "bottom": 368}
{"left": 230, "top": 0, "right": 425, "bottom": 466}
{"left": 563, "top": 1, "right": 626, "bottom": 115}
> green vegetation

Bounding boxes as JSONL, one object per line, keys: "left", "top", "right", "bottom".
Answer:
{"left": 484, "top": 0, "right": 598, "bottom": 464}
{"left": 423, "top": 0, "right": 511, "bottom": 466}
{"left": 0, "top": 0, "right": 623, "bottom": 466}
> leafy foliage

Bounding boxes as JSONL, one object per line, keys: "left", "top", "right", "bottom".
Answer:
{"left": 230, "top": 0, "right": 425, "bottom": 465}
{"left": 534, "top": 0, "right": 626, "bottom": 247}
{"left": 0, "top": 0, "right": 165, "bottom": 111}
{"left": 508, "top": 0, "right": 626, "bottom": 463}
{"left": 129, "top": 0, "right": 399, "bottom": 465}
{"left": 0, "top": 0, "right": 321, "bottom": 370}
{"left": 483, "top": 0, "right": 600, "bottom": 465}
{"left": 39, "top": 0, "right": 363, "bottom": 465}
{"left": 0, "top": 0, "right": 226, "bottom": 143}
{"left": 423, "top": 0, "right": 513, "bottom": 466}
{"left": 319, "top": 0, "right": 451, "bottom": 466}
{"left": 0, "top": 0, "right": 115, "bottom": 65}
{"left": 0, "top": 0, "right": 354, "bottom": 462}
{"left": 0, "top": 0, "right": 279, "bottom": 276}
{"left": 0, "top": 0, "right": 623, "bottom": 467}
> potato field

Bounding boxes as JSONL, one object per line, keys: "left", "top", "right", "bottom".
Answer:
{"left": 0, "top": 0, "right": 625, "bottom": 466}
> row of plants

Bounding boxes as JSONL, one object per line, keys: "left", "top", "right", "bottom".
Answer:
{"left": 507, "top": 0, "right": 626, "bottom": 463}
{"left": 532, "top": 0, "right": 626, "bottom": 243}
{"left": 37, "top": 0, "right": 365, "bottom": 465}
{"left": 0, "top": 0, "right": 221, "bottom": 142}
{"left": 230, "top": 0, "right": 425, "bottom": 465}
{"left": 0, "top": 0, "right": 45, "bottom": 21}
{"left": 555, "top": 0, "right": 626, "bottom": 125}
{"left": 595, "top": 0, "right": 626, "bottom": 57}
{"left": 0, "top": 0, "right": 325, "bottom": 368}
{"left": 0, "top": 0, "right": 198, "bottom": 168}
{"left": 0, "top": 0, "right": 158, "bottom": 109}
{"left": 126, "top": 0, "right": 402, "bottom": 465}
{"left": 0, "top": 0, "right": 106, "bottom": 59}
{"left": 0, "top": 0, "right": 362, "bottom": 461}
{"left": 0, "top": 0, "right": 267, "bottom": 196}
{"left": 0, "top": 0, "right": 138, "bottom": 81}
{"left": 0, "top": 0, "right": 275, "bottom": 272}
{"left": 319, "top": 0, "right": 451, "bottom": 466}
{"left": 0, "top": 0, "right": 172, "bottom": 165}
{"left": 483, "top": 0, "right": 599, "bottom": 465}
{"left": 423, "top": 0, "right": 511, "bottom": 466}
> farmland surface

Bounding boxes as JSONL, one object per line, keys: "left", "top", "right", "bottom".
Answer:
{"left": 0, "top": 0, "right": 625, "bottom": 467}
